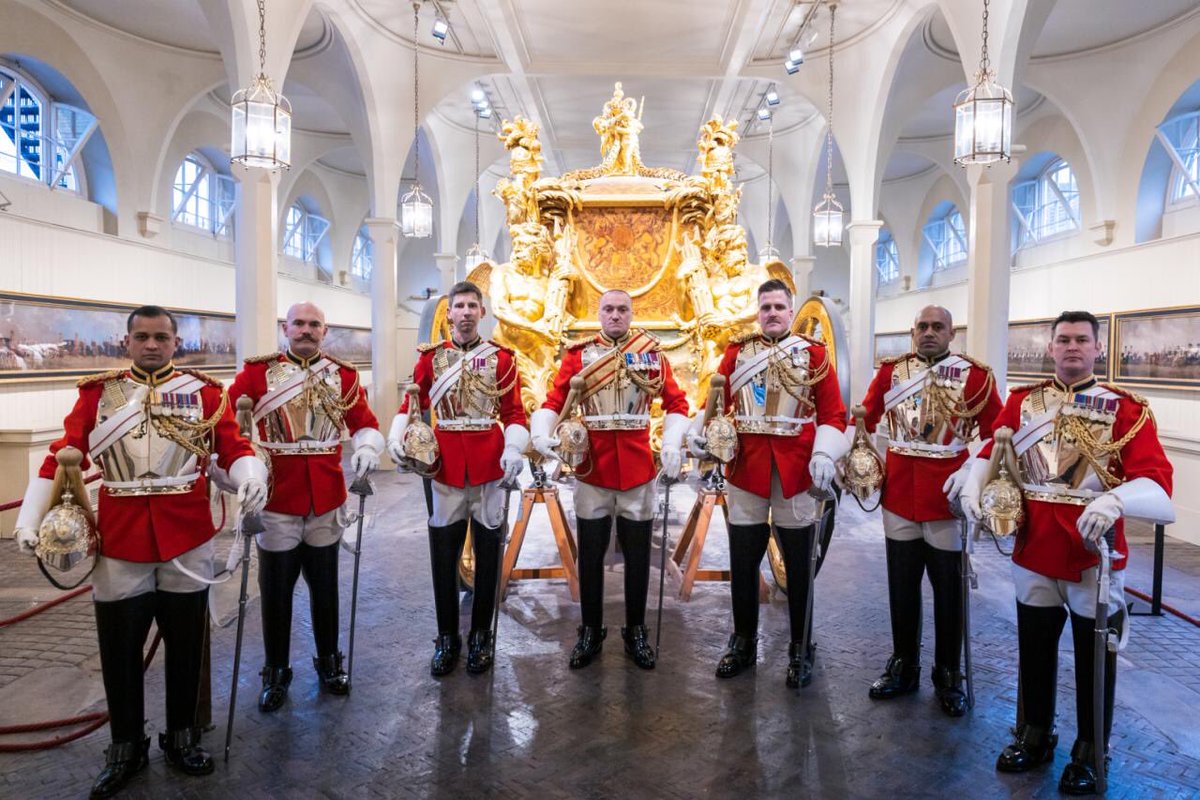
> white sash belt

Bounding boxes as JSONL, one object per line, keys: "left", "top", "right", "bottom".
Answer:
{"left": 1011, "top": 410, "right": 1058, "bottom": 456}
{"left": 437, "top": 418, "right": 496, "bottom": 430}
{"left": 89, "top": 374, "right": 203, "bottom": 457}
{"left": 887, "top": 440, "right": 967, "bottom": 454}
{"left": 729, "top": 336, "right": 806, "bottom": 394}
{"left": 429, "top": 343, "right": 500, "bottom": 408}
{"left": 258, "top": 440, "right": 340, "bottom": 452}
{"left": 583, "top": 413, "right": 650, "bottom": 425}
{"left": 734, "top": 414, "right": 815, "bottom": 426}
{"left": 252, "top": 358, "right": 334, "bottom": 422}
{"left": 103, "top": 473, "right": 201, "bottom": 491}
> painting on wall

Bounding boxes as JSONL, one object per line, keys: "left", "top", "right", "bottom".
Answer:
{"left": 1007, "top": 315, "right": 1110, "bottom": 381}
{"left": 277, "top": 324, "right": 372, "bottom": 366}
{"left": 1114, "top": 307, "right": 1200, "bottom": 389}
{"left": 873, "top": 325, "right": 968, "bottom": 366}
{"left": 0, "top": 293, "right": 237, "bottom": 380}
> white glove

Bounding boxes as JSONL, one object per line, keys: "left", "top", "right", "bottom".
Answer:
{"left": 1077, "top": 492, "right": 1123, "bottom": 544}
{"left": 386, "top": 413, "right": 409, "bottom": 465}
{"left": 15, "top": 528, "right": 39, "bottom": 556}
{"left": 350, "top": 427, "right": 385, "bottom": 477}
{"left": 808, "top": 452, "right": 835, "bottom": 493}
{"left": 14, "top": 476, "right": 54, "bottom": 557}
{"left": 230, "top": 455, "right": 269, "bottom": 515}
{"left": 942, "top": 461, "right": 971, "bottom": 503}
{"left": 687, "top": 430, "right": 709, "bottom": 459}
{"left": 500, "top": 424, "right": 530, "bottom": 483}
{"left": 660, "top": 413, "right": 690, "bottom": 480}
{"left": 660, "top": 446, "right": 682, "bottom": 480}
{"left": 530, "top": 408, "right": 561, "bottom": 460}
{"left": 958, "top": 457, "right": 991, "bottom": 526}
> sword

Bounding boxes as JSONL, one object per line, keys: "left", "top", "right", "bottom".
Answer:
{"left": 224, "top": 510, "right": 264, "bottom": 762}
{"left": 491, "top": 478, "right": 520, "bottom": 662}
{"left": 950, "top": 496, "right": 977, "bottom": 710}
{"left": 798, "top": 486, "right": 834, "bottom": 689}
{"left": 1090, "top": 532, "right": 1116, "bottom": 794}
{"left": 345, "top": 474, "right": 374, "bottom": 686}
{"left": 654, "top": 473, "right": 675, "bottom": 660}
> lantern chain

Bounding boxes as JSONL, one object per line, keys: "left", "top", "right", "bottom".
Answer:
{"left": 824, "top": 2, "right": 836, "bottom": 195}
{"left": 412, "top": 2, "right": 421, "bottom": 186}
{"left": 256, "top": 0, "right": 267, "bottom": 76}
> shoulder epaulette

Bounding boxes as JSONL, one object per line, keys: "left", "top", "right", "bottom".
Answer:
{"left": 565, "top": 337, "right": 593, "bottom": 351}
{"left": 797, "top": 333, "right": 826, "bottom": 348}
{"left": 324, "top": 353, "right": 356, "bottom": 371}
{"left": 417, "top": 342, "right": 440, "bottom": 353}
{"left": 878, "top": 353, "right": 908, "bottom": 365}
{"left": 77, "top": 369, "right": 124, "bottom": 387}
{"left": 731, "top": 329, "right": 760, "bottom": 345}
{"left": 1010, "top": 379, "right": 1051, "bottom": 394}
{"left": 243, "top": 352, "right": 281, "bottom": 364}
{"left": 177, "top": 367, "right": 223, "bottom": 387}
{"left": 1102, "top": 383, "right": 1149, "bottom": 406}
{"left": 958, "top": 353, "right": 994, "bottom": 372}
{"left": 489, "top": 340, "right": 515, "bottom": 356}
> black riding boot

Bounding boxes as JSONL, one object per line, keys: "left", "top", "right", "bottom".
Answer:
{"left": 1059, "top": 610, "right": 1121, "bottom": 795}
{"left": 256, "top": 545, "right": 302, "bottom": 712}
{"left": 869, "top": 537, "right": 925, "bottom": 699}
{"left": 90, "top": 593, "right": 156, "bottom": 799}
{"left": 570, "top": 516, "right": 612, "bottom": 669}
{"left": 996, "top": 602, "right": 1067, "bottom": 773}
{"left": 428, "top": 520, "right": 469, "bottom": 676}
{"left": 156, "top": 588, "right": 213, "bottom": 775}
{"left": 300, "top": 542, "right": 350, "bottom": 694}
{"left": 926, "top": 542, "right": 967, "bottom": 716}
{"left": 716, "top": 523, "right": 771, "bottom": 678}
{"left": 617, "top": 517, "right": 655, "bottom": 669}
{"left": 467, "top": 519, "right": 502, "bottom": 674}
{"left": 776, "top": 524, "right": 817, "bottom": 687}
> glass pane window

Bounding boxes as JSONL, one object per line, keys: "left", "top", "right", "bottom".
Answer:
{"left": 1163, "top": 112, "right": 1200, "bottom": 203}
{"left": 875, "top": 229, "right": 899, "bottom": 284}
{"left": 283, "top": 205, "right": 306, "bottom": 259}
{"left": 923, "top": 208, "right": 968, "bottom": 272}
{"left": 351, "top": 229, "right": 373, "bottom": 280}
{"left": 1012, "top": 158, "right": 1080, "bottom": 249}
{"left": 1, "top": 76, "right": 44, "bottom": 180}
{"left": 172, "top": 155, "right": 211, "bottom": 230}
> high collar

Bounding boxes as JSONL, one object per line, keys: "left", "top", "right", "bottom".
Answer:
{"left": 916, "top": 349, "right": 952, "bottom": 366}
{"left": 1053, "top": 374, "right": 1097, "bottom": 394}
{"left": 450, "top": 336, "right": 482, "bottom": 352}
{"left": 286, "top": 349, "right": 321, "bottom": 368}
{"left": 760, "top": 329, "right": 791, "bottom": 344}
{"left": 130, "top": 362, "right": 175, "bottom": 385}
{"left": 599, "top": 330, "right": 632, "bottom": 347}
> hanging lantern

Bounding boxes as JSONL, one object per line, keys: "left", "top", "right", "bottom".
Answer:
{"left": 230, "top": 3, "right": 291, "bottom": 170}
{"left": 813, "top": 3, "right": 842, "bottom": 248}
{"left": 400, "top": 184, "right": 433, "bottom": 239}
{"left": 402, "top": 2, "right": 433, "bottom": 239}
{"left": 463, "top": 242, "right": 490, "bottom": 271}
{"left": 953, "top": 0, "right": 1014, "bottom": 166}
{"left": 813, "top": 191, "right": 844, "bottom": 248}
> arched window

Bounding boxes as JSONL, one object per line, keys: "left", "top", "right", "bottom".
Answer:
{"left": 351, "top": 227, "right": 373, "bottom": 280}
{"left": 875, "top": 228, "right": 899, "bottom": 284}
{"left": 1160, "top": 111, "right": 1200, "bottom": 204}
{"left": 1012, "top": 157, "right": 1079, "bottom": 248}
{"left": 0, "top": 64, "right": 93, "bottom": 192}
{"left": 282, "top": 201, "right": 330, "bottom": 265}
{"left": 922, "top": 206, "right": 967, "bottom": 272}
{"left": 172, "top": 152, "right": 234, "bottom": 236}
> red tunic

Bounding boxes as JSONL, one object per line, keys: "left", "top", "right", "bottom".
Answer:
{"left": 399, "top": 341, "right": 527, "bottom": 488}
{"left": 228, "top": 354, "right": 379, "bottom": 517}
{"left": 40, "top": 370, "right": 254, "bottom": 563}
{"left": 720, "top": 337, "right": 847, "bottom": 499}
{"left": 860, "top": 354, "right": 1002, "bottom": 522}
{"left": 981, "top": 382, "right": 1173, "bottom": 581}
{"left": 541, "top": 337, "right": 690, "bottom": 492}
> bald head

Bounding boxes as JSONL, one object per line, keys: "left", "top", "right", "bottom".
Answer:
{"left": 598, "top": 289, "right": 633, "bottom": 341}
{"left": 913, "top": 305, "right": 954, "bottom": 359}
{"left": 283, "top": 301, "right": 327, "bottom": 358}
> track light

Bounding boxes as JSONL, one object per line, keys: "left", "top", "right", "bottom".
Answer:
{"left": 470, "top": 88, "right": 485, "bottom": 104}
{"left": 765, "top": 89, "right": 780, "bottom": 106}
{"left": 757, "top": 107, "right": 772, "bottom": 122}
{"left": 784, "top": 59, "right": 801, "bottom": 75}
{"left": 431, "top": 16, "right": 449, "bottom": 43}
{"left": 478, "top": 106, "right": 493, "bottom": 119}
{"left": 789, "top": 47, "right": 804, "bottom": 64}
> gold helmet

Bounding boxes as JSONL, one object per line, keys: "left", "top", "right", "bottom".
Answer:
{"left": 400, "top": 419, "right": 440, "bottom": 478}
{"left": 37, "top": 490, "right": 95, "bottom": 572}
{"left": 555, "top": 418, "right": 590, "bottom": 469}
{"left": 843, "top": 405, "right": 885, "bottom": 502}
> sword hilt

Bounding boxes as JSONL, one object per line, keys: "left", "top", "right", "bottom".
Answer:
{"left": 349, "top": 474, "right": 375, "bottom": 497}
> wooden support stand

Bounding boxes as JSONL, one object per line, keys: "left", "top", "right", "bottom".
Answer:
{"left": 671, "top": 486, "right": 769, "bottom": 603}
{"left": 499, "top": 484, "right": 580, "bottom": 601}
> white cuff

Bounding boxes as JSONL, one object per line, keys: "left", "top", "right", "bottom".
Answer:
{"left": 662, "top": 413, "right": 691, "bottom": 450}
{"left": 967, "top": 438, "right": 988, "bottom": 458}
{"left": 964, "top": 456, "right": 991, "bottom": 491}
{"left": 15, "top": 476, "right": 55, "bottom": 532}
{"left": 531, "top": 407, "right": 559, "bottom": 440}
{"left": 352, "top": 426, "right": 385, "bottom": 455}
{"left": 1109, "top": 477, "right": 1175, "bottom": 525}
{"left": 813, "top": 423, "right": 850, "bottom": 462}
{"left": 228, "top": 454, "right": 268, "bottom": 487}
{"left": 388, "top": 413, "right": 409, "bottom": 445}
{"left": 504, "top": 423, "right": 530, "bottom": 453}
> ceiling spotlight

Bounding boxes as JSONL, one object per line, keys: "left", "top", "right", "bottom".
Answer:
{"left": 757, "top": 107, "right": 772, "bottom": 121}
{"left": 784, "top": 59, "right": 801, "bottom": 75}
{"left": 432, "top": 16, "right": 449, "bottom": 44}
{"left": 470, "top": 88, "right": 485, "bottom": 104}
{"left": 789, "top": 47, "right": 804, "bottom": 64}
{"left": 478, "top": 106, "right": 493, "bottom": 119}
{"left": 765, "top": 89, "right": 780, "bottom": 106}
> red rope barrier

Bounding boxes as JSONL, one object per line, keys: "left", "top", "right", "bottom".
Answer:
{"left": 0, "top": 585, "right": 91, "bottom": 628}
{"left": 0, "top": 472, "right": 100, "bottom": 513}
{"left": 1125, "top": 586, "right": 1200, "bottom": 628}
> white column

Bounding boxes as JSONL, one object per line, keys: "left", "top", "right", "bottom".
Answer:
{"left": 366, "top": 218, "right": 400, "bottom": 440}
{"left": 845, "top": 220, "right": 883, "bottom": 405}
{"left": 965, "top": 161, "right": 1019, "bottom": 395}
{"left": 232, "top": 165, "right": 281, "bottom": 361}
{"left": 790, "top": 255, "right": 816, "bottom": 300}
{"left": 434, "top": 252, "right": 459, "bottom": 292}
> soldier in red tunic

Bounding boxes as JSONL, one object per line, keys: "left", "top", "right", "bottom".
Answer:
{"left": 857, "top": 305, "right": 1002, "bottom": 715}
{"left": 531, "top": 289, "right": 691, "bottom": 670}
{"left": 227, "top": 301, "right": 383, "bottom": 711}
{"left": 688, "top": 279, "right": 847, "bottom": 687}
{"left": 388, "top": 282, "right": 528, "bottom": 676}
{"left": 960, "top": 311, "right": 1173, "bottom": 794}
{"left": 14, "top": 306, "right": 268, "bottom": 799}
